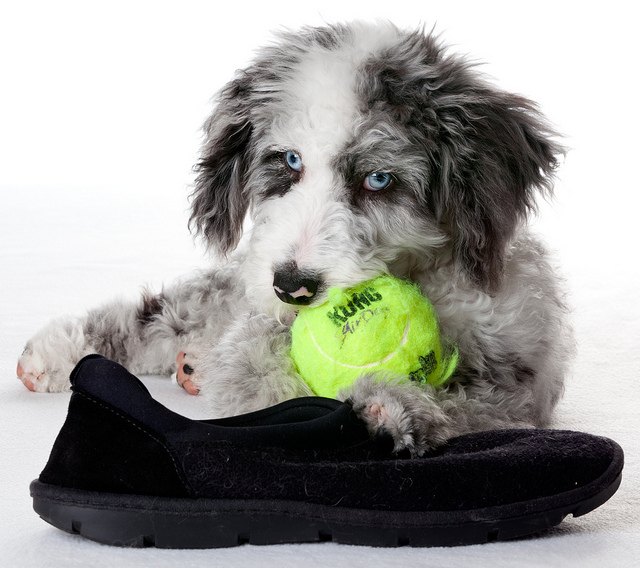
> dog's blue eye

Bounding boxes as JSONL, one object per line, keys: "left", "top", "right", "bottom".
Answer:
{"left": 285, "top": 150, "right": 303, "bottom": 172}
{"left": 363, "top": 172, "right": 393, "bottom": 191}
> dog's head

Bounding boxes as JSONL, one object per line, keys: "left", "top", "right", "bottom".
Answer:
{"left": 189, "top": 22, "right": 562, "bottom": 317}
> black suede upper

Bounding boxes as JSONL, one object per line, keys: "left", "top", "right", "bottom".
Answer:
{"left": 40, "top": 392, "right": 190, "bottom": 497}
{"left": 177, "top": 429, "right": 619, "bottom": 511}
{"left": 39, "top": 355, "right": 623, "bottom": 514}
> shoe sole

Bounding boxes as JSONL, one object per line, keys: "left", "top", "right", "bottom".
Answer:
{"left": 30, "top": 457, "right": 622, "bottom": 548}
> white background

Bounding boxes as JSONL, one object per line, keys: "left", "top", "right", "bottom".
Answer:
{"left": 1, "top": 1, "right": 639, "bottom": 566}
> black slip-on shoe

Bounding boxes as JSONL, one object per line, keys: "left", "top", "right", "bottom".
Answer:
{"left": 31, "top": 355, "right": 624, "bottom": 548}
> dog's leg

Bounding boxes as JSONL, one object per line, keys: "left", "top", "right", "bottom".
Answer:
{"left": 16, "top": 269, "right": 238, "bottom": 392}
{"left": 346, "top": 369, "right": 543, "bottom": 456}
{"left": 195, "top": 311, "right": 313, "bottom": 417}
{"left": 16, "top": 298, "right": 184, "bottom": 393}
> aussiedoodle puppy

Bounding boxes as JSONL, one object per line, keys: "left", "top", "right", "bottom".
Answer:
{"left": 17, "top": 22, "right": 573, "bottom": 455}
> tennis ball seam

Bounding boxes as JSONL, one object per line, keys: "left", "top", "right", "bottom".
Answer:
{"left": 305, "top": 316, "right": 412, "bottom": 370}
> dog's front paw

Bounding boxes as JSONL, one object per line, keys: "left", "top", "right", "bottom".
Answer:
{"left": 16, "top": 348, "right": 60, "bottom": 392}
{"left": 17, "top": 317, "right": 88, "bottom": 392}
{"left": 352, "top": 395, "right": 417, "bottom": 454}
{"left": 347, "top": 376, "right": 452, "bottom": 456}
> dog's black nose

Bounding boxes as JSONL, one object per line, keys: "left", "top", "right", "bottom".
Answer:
{"left": 273, "top": 264, "right": 321, "bottom": 306}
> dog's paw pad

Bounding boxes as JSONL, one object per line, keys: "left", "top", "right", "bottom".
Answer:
{"left": 365, "top": 402, "right": 390, "bottom": 427}
{"left": 357, "top": 400, "right": 397, "bottom": 435}
{"left": 17, "top": 361, "right": 37, "bottom": 391}
{"left": 355, "top": 398, "right": 416, "bottom": 454}
{"left": 175, "top": 351, "right": 200, "bottom": 395}
{"left": 16, "top": 353, "right": 51, "bottom": 392}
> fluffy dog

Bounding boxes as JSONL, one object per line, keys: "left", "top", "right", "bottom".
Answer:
{"left": 16, "top": 22, "right": 573, "bottom": 455}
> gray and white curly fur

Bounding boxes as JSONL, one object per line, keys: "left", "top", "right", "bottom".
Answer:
{"left": 17, "top": 22, "right": 573, "bottom": 456}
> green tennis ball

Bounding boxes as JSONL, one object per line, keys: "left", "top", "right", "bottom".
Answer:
{"left": 290, "top": 275, "right": 458, "bottom": 399}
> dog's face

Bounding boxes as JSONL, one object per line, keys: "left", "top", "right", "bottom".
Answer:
{"left": 190, "top": 22, "right": 561, "bottom": 318}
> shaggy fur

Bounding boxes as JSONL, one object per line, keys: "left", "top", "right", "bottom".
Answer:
{"left": 17, "top": 22, "right": 573, "bottom": 455}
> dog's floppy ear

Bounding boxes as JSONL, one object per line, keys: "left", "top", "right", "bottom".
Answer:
{"left": 432, "top": 89, "right": 563, "bottom": 291}
{"left": 189, "top": 76, "right": 254, "bottom": 255}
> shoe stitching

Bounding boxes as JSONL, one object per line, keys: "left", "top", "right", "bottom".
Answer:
{"left": 74, "top": 390, "right": 193, "bottom": 496}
